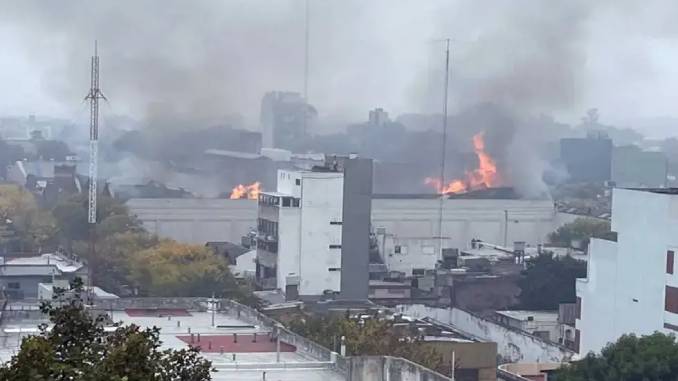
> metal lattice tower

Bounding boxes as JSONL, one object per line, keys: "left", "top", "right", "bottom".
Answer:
{"left": 84, "top": 41, "right": 106, "bottom": 298}
{"left": 85, "top": 41, "right": 106, "bottom": 225}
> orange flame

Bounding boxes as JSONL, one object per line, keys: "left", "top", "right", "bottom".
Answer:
{"left": 229, "top": 182, "right": 261, "bottom": 199}
{"left": 426, "top": 132, "right": 501, "bottom": 194}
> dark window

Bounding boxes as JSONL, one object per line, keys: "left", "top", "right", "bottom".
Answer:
{"left": 7, "top": 282, "right": 19, "bottom": 289}
{"left": 574, "top": 329, "right": 581, "bottom": 353}
{"left": 292, "top": 198, "right": 300, "bottom": 207}
{"left": 282, "top": 197, "right": 291, "bottom": 207}
{"left": 328, "top": 268, "right": 341, "bottom": 272}
{"left": 576, "top": 296, "right": 582, "bottom": 319}
{"left": 395, "top": 245, "right": 401, "bottom": 254}
{"left": 666, "top": 286, "right": 678, "bottom": 314}
{"left": 329, "top": 244, "right": 342, "bottom": 249}
{"left": 665, "top": 322, "right": 678, "bottom": 332}
{"left": 295, "top": 179, "right": 301, "bottom": 186}
{"left": 668, "top": 251, "right": 675, "bottom": 274}
{"left": 330, "top": 221, "right": 342, "bottom": 225}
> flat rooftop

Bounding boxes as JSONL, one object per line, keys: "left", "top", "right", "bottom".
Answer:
{"left": 0, "top": 302, "right": 345, "bottom": 381}
{"left": 495, "top": 310, "right": 559, "bottom": 322}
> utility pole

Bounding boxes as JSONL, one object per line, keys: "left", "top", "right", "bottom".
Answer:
{"left": 84, "top": 41, "right": 106, "bottom": 302}
{"left": 437, "top": 38, "right": 451, "bottom": 255}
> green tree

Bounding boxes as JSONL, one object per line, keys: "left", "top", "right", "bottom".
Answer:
{"left": 52, "top": 194, "right": 140, "bottom": 245}
{"left": 130, "top": 240, "right": 236, "bottom": 297}
{"left": 288, "top": 314, "right": 443, "bottom": 371}
{"left": 0, "top": 185, "right": 57, "bottom": 252}
{"left": 556, "top": 333, "right": 678, "bottom": 381}
{"left": 518, "top": 253, "right": 587, "bottom": 310}
{"left": 0, "top": 278, "right": 214, "bottom": 380}
{"left": 549, "top": 218, "right": 615, "bottom": 249}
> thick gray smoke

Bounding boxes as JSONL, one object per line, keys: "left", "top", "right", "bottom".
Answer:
{"left": 3, "top": 0, "right": 677, "bottom": 124}
{"left": 2, "top": 1, "right": 677, "bottom": 196}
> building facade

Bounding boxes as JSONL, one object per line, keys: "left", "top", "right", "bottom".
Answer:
{"left": 255, "top": 169, "right": 344, "bottom": 296}
{"left": 260, "top": 91, "right": 315, "bottom": 150}
{"left": 576, "top": 188, "right": 678, "bottom": 355}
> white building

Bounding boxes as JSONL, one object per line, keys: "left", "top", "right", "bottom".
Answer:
{"left": 576, "top": 188, "right": 678, "bottom": 355}
{"left": 256, "top": 169, "right": 344, "bottom": 296}
{"left": 375, "top": 230, "right": 452, "bottom": 275}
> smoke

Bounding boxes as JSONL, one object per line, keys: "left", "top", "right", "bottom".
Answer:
{"left": 3, "top": 0, "right": 678, "bottom": 125}
{"left": 4, "top": 1, "right": 678, "bottom": 197}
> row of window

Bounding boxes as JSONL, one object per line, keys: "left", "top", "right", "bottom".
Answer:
{"left": 257, "top": 218, "right": 278, "bottom": 238}
{"left": 258, "top": 194, "right": 301, "bottom": 207}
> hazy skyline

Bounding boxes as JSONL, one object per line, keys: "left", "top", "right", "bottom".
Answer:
{"left": 1, "top": 0, "right": 678, "bottom": 135}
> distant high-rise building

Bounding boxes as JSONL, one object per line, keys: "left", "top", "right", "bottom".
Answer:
{"left": 260, "top": 91, "right": 316, "bottom": 150}
{"left": 368, "top": 108, "right": 390, "bottom": 127}
{"left": 560, "top": 134, "right": 613, "bottom": 183}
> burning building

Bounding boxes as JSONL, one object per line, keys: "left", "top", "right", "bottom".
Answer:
{"left": 425, "top": 132, "right": 503, "bottom": 195}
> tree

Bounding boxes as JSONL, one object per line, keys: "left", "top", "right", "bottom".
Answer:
{"left": 0, "top": 185, "right": 57, "bottom": 252}
{"left": 288, "top": 314, "right": 443, "bottom": 372}
{"left": 52, "top": 194, "right": 141, "bottom": 245}
{"left": 130, "top": 240, "right": 234, "bottom": 297}
{"left": 549, "top": 218, "right": 615, "bottom": 249}
{"left": 556, "top": 333, "right": 678, "bottom": 381}
{"left": 0, "top": 278, "right": 214, "bottom": 380}
{"left": 518, "top": 253, "right": 587, "bottom": 310}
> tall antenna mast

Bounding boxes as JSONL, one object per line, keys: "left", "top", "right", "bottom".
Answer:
{"left": 303, "top": 0, "right": 310, "bottom": 139}
{"left": 437, "top": 39, "right": 451, "bottom": 255}
{"left": 84, "top": 41, "right": 106, "bottom": 296}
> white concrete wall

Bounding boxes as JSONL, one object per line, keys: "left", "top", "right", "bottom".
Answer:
{"left": 127, "top": 198, "right": 557, "bottom": 250}
{"left": 277, "top": 170, "right": 302, "bottom": 198}
{"left": 399, "top": 305, "right": 574, "bottom": 363}
{"left": 372, "top": 199, "right": 556, "bottom": 251}
{"left": 126, "top": 198, "right": 257, "bottom": 244}
{"left": 576, "top": 188, "right": 678, "bottom": 355}
{"left": 276, "top": 206, "right": 301, "bottom": 290}
{"left": 298, "top": 174, "right": 343, "bottom": 295}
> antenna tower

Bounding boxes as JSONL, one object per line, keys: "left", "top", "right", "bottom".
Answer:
{"left": 437, "top": 39, "right": 451, "bottom": 253}
{"left": 84, "top": 41, "right": 106, "bottom": 296}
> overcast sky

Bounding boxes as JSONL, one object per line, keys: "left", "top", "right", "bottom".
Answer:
{"left": 1, "top": 0, "right": 678, "bottom": 133}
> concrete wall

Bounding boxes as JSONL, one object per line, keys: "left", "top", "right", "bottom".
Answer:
{"left": 126, "top": 198, "right": 257, "bottom": 244}
{"left": 371, "top": 199, "right": 556, "bottom": 251}
{"left": 398, "top": 305, "right": 575, "bottom": 363}
{"left": 346, "top": 356, "right": 451, "bottom": 381}
{"left": 298, "top": 173, "right": 344, "bottom": 295}
{"left": 127, "top": 198, "right": 558, "bottom": 251}
{"left": 340, "top": 158, "right": 372, "bottom": 300}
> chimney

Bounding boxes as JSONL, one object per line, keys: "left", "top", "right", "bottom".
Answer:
{"left": 339, "top": 158, "right": 373, "bottom": 300}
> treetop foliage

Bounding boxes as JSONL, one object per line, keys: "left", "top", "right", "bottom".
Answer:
{"left": 556, "top": 333, "right": 678, "bottom": 381}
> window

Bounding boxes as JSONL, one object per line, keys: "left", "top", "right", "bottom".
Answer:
{"left": 668, "top": 250, "right": 675, "bottom": 274}
{"left": 576, "top": 296, "right": 582, "bottom": 319}
{"left": 282, "top": 197, "right": 291, "bottom": 207}
{"left": 666, "top": 286, "right": 678, "bottom": 314}
{"left": 295, "top": 179, "right": 301, "bottom": 186}
{"left": 330, "top": 221, "right": 342, "bottom": 225}
{"left": 7, "top": 282, "right": 19, "bottom": 289}
{"left": 329, "top": 244, "right": 342, "bottom": 249}
{"left": 328, "top": 268, "right": 341, "bottom": 272}
{"left": 395, "top": 245, "right": 401, "bottom": 254}
{"left": 292, "top": 198, "right": 300, "bottom": 207}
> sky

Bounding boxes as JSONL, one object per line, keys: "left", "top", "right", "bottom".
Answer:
{"left": 1, "top": 0, "right": 678, "bottom": 134}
